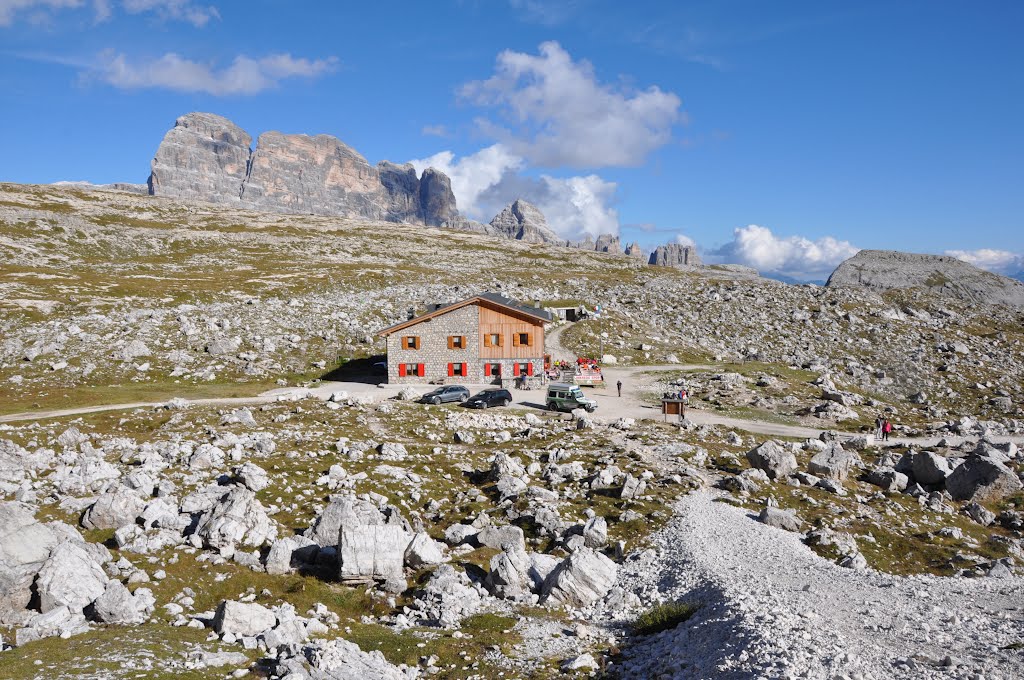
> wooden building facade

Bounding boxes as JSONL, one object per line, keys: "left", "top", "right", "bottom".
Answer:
{"left": 377, "top": 293, "right": 551, "bottom": 385}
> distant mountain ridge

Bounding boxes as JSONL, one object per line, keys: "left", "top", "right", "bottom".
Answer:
{"left": 148, "top": 112, "right": 460, "bottom": 228}
{"left": 827, "top": 249, "right": 1024, "bottom": 308}
{"left": 146, "top": 113, "right": 656, "bottom": 258}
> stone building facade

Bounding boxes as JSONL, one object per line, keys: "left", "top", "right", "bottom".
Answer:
{"left": 378, "top": 294, "right": 550, "bottom": 386}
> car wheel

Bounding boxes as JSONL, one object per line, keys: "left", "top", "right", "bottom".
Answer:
{"left": 432, "top": 397, "right": 441, "bottom": 405}
{"left": 459, "top": 394, "right": 468, "bottom": 402}
{"left": 502, "top": 399, "right": 510, "bottom": 407}
{"left": 547, "top": 402, "right": 556, "bottom": 411}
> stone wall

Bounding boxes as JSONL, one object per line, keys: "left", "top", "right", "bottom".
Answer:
{"left": 386, "top": 304, "right": 544, "bottom": 385}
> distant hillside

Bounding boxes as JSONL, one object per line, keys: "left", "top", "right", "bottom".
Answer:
{"left": 827, "top": 249, "right": 1024, "bottom": 308}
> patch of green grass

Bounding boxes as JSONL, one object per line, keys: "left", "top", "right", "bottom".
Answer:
{"left": 632, "top": 601, "right": 698, "bottom": 636}
{"left": 0, "top": 624, "right": 254, "bottom": 680}
{"left": 344, "top": 613, "right": 522, "bottom": 678}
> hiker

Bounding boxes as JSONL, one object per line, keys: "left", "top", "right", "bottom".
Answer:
{"left": 681, "top": 389, "right": 688, "bottom": 404}
{"left": 883, "top": 419, "right": 893, "bottom": 441}
{"left": 875, "top": 416, "right": 884, "bottom": 439}
{"left": 617, "top": 380, "right": 622, "bottom": 397}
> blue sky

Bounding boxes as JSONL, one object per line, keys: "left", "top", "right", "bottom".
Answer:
{"left": 1, "top": 0, "right": 1022, "bottom": 279}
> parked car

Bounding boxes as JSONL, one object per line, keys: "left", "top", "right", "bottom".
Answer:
{"left": 546, "top": 382, "right": 598, "bottom": 412}
{"left": 464, "top": 388, "right": 513, "bottom": 409}
{"left": 419, "top": 385, "right": 470, "bottom": 405}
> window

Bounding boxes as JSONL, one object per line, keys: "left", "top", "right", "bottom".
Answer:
{"left": 484, "top": 363, "right": 502, "bottom": 377}
{"left": 448, "top": 335, "right": 466, "bottom": 350}
{"left": 483, "top": 333, "right": 502, "bottom": 348}
{"left": 513, "top": 332, "right": 532, "bottom": 347}
{"left": 401, "top": 336, "right": 420, "bottom": 350}
{"left": 513, "top": 362, "right": 533, "bottom": 376}
{"left": 448, "top": 362, "right": 467, "bottom": 377}
{"left": 399, "top": 363, "right": 423, "bottom": 377}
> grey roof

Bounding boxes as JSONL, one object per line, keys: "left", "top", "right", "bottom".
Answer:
{"left": 377, "top": 291, "right": 551, "bottom": 336}
{"left": 476, "top": 292, "right": 553, "bottom": 321}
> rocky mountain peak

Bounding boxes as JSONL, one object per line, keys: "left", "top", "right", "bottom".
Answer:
{"left": 488, "top": 199, "right": 561, "bottom": 244}
{"left": 147, "top": 112, "right": 459, "bottom": 227}
{"left": 827, "top": 249, "right": 1024, "bottom": 308}
{"left": 148, "top": 112, "right": 252, "bottom": 201}
{"left": 649, "top": 242, "right": 702, "bottom": 268}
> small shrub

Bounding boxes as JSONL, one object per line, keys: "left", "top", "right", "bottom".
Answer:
{"left": 633, "top": 601, "right": 698, "bottom": 636}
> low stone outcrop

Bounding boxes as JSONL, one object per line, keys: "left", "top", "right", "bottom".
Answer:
{"left": 826, "top": 249, "right": 1024, "bottom": 309}
{"left": 808, "top": 443, "right": 861, "bottom": 481}
{"left": 746, "top": 441, "right": 797, "bottom": 480}
{"left": 945, "top": 455, "right": 1023, "bottom": 503}
{"left": 337, "top": 525, "right": 412, "bottom": 582}
{"left": 213, "top": 600, "right": 277, "bottom": 637}
{"left": 758, "top": 507, "right": 802, "bottom": 532}
{"left": 192, "top": 486, "right": 278, "bottom": 552}
{"left": 541, "top": 547, "right": 617, "bottom": 607}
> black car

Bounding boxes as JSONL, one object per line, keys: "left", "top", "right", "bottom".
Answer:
{"left": 464, "top": 389, "right": 513, "bottom": 409}
{"left": 419, "top": 385, "right": 470, "bottom": 405}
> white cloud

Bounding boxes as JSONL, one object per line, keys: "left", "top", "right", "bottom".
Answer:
{"left": 530, "top": 174, "right": 619, "bottom": 239}
{"left": 460, "top": 41, "right": 682, "bottom": 168}
{"left": 507, "top": 0, "right": 583, "bottom": 26}
{"left": 409, "top": 143, "right": 619, "bottom": 240}
{"left": 410, "top": 144, "right": 524, "bottom": 218}
{"left": 420, "top": 124, "right": 450, "bottom": 138}
{"left": 0, "top": 0, "right": 217, "bottom": 25}
{"left": 945, "top": 248, "right": 1024, "bottom": 275}
{"left": 675, "top": 233, "right": 697, "bottom": 248}
{"left": 89, "top": 50, "right": 337, "bottom": 95}
{"left": 0, "top": 0, "right": 83, "bottom": 25}
{"left": 122, "top": 0, "right": 217, "bottom": 27}
{"left": 712, "top": 224, "right": 860, "bottom": 280}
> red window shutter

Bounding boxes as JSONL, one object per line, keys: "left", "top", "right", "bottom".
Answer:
{"left": 398, "top": 364, "right": 406, "bottom": 377}
{"left": 447, "top": 363, "right": 454, "bottom": 377}
{"left": 417, "top": 363, "right": 425, "bottom": 377}
{"left": 513, "top": 363, "right": 520, "bottom": 377}
{"left": 527, "top": 362, "right": 534, "bottom": 376}
{"left": 461, "top": 363, "right": 467, "bottom": 376}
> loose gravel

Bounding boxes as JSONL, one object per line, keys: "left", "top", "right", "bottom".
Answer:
{"left": 601, "top": 491, "right": 1024, "bottom": 679}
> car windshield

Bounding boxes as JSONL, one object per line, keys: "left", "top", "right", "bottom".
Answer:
{"left": 570, "top": 389, "right": 585, "bottom": 399}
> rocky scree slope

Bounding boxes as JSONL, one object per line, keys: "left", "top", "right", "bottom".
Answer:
{"left": 2, "top": 183, "right": 1024, "bottom": 435}
{"left": 827, "top": 249, "right": 1024, "bottom": 309}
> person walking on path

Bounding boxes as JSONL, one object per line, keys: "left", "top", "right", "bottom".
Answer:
{"left": 883, "top": 419, "right": 893, "bottom": 441}
{"left": 617, "top": 380, "right": 623, "bottom": 397}
{"left": 875, "top": 416, "right": 884, "bottom": 439}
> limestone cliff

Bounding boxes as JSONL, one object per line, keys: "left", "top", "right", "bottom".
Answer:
{"left": 148, "top": 113, "right": 457, "bottom": 226}
{"left": 148, "top": 113, "right": 251, "bottom": 202}
{"left": 488, "top": 200, "right": 561, "bottom": 244}
{"left": 649, "top": 243, "right": 702, "bottom": 268}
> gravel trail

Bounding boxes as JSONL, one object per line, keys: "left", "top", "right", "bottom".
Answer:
{"left": 604, "top": 491, "right": 1024, "bottom": 679}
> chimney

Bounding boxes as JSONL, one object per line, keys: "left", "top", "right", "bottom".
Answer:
{"left": 407, "top": 307, "right": 416, "bottom": 320}
{"left": 534, "top": 298, "right": 541, "bottom": 308}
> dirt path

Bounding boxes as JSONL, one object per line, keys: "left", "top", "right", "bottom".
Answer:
{"left": 3, "top": 361, "right": 1022, "bottom": 447}
{"left": 607, "top": 491, "right": 1024, "bottom": 679}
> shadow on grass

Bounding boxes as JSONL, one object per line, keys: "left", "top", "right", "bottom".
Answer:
{"left": 319, "top": 354, "right": 386, "bottom": 384}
